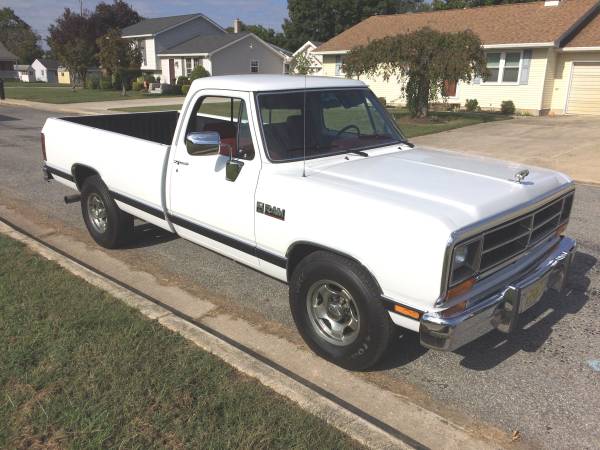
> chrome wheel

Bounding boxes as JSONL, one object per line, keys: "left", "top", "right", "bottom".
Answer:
{"left": 306, "top": 280, "right": 360, "bottom": 346}
{"left": 87, "top": 193, "right": 108, "bottom": 234}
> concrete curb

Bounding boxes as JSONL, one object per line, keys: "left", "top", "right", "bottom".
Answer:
{"left": 0, "top": 220, "right": 414, "bottom": 450}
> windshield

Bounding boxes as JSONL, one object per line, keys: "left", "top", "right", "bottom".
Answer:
{"left": 257, "top": 88, "right": 404, "bottom": 162}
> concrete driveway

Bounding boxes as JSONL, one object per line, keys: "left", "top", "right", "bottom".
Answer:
{"left": 413, "top": 115, "right": 600, "bottom": 185}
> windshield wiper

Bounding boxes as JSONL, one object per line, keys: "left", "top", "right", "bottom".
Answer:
{"left": 345, "top": 150, "right": 369, "bottom": 157}
{"left": 398, "top": 140, "right": 415, "bottom": 148}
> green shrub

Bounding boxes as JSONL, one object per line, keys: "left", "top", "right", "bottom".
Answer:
{"left": 161, "top": 84, "right": 182, "bottom": 95}
{"left": 131, "top": 81, "right": 143, "bottom": 91}
{"left": 100, "top": 78, "right": 112, "bottom": 89}
{"left": 465, "top": 98, "right": 478, "bottom": 112}
{"left": 176, "top": 75, "right": 189, "bottom": 86}
{"left": 85, "top": 76, "right": 99, "bottom": 90}
{"left": 181, "top": 84, "right": 191, "bottom": 95}
{"left": 501, "top": 100, "right": 515, "bottom": 115}
{"left": 143, "top": 74, "right": 156, "bottom": 83}
{"left": 189, "top": 65, "right": 210, "bottom": 81}
{"left": 377, "top": 96, "right": 387, "bottom": 107}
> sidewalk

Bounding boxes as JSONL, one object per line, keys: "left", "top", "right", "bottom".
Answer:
{"left": 0, "top": 96, "right": 184, "bottom": 115}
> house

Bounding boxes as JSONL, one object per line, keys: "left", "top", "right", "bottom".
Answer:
{"left": 0, "top": 41, "right": 17, "bottom": 79}
{"left": 14, "top": 65, "right": 35, "bottom": 82}
{"left": 292, "top": 41, "right": 324, "bottom": 75}
{"left": 122, "top": 14, "right": 290, "bottom": 84}
{"left": 57, "top": 66, "right": 71, "bottom": 84}
{"left": 57, "top": 66, "right": 101, "bottom": 85}
{"left": 314, "top": 0, "right": 600, "bottom": 115}
{"left": 31, "top": 59, "right": 59, "bottom": 83}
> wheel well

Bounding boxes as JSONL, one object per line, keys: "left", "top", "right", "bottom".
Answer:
{"left": 71, "top": 164, "right": 99, "bottom": 190}
{"left": 286, "top": 242, "right": 382, "bottom": 292}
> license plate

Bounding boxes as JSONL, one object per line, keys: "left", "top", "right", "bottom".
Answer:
{"left": 519, "top": 276, "right": 548, "bottom": 313}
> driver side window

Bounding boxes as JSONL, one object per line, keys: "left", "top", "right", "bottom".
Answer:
{"left": 186, "top": 96, "right": 255, "bottom": 160}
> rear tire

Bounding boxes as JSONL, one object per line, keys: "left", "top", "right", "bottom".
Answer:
{"left": 80, "top": 175, "right": 133, "bottom": 249}
{"left": 289, "top": 251, "right": 393, "bottom": 371}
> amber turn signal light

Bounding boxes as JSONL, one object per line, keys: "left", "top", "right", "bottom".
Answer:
{"left": 393, "top": 305, "right": 421, "bottom": 320}
{"left": 446, "top": 277, "right": 476, "bottom": 300}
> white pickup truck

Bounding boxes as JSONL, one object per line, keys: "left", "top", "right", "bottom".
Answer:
{"left": 41, "top": 75, "right": 576, "bottom": 370}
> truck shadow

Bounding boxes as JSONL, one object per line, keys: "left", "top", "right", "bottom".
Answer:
{"left": 121, "top": 222, "right": 178, "bottom": 249}
{"left": 374, "top": 250, "right": 596, "bottom": 372}
{"left": 454, "top": 250, "right": 596, "bottom": 371}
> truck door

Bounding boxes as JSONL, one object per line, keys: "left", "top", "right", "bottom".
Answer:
{"left": 167, "top": 91, "right": 262, "bottom": 268}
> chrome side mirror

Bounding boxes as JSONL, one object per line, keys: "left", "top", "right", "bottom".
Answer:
{"left": 186, "top": 131, "right": 220, "bottom": 156}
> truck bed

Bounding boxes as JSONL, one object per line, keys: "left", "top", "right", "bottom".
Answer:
{"left": 63, "top": 111, "right": 179, "bottom": 146}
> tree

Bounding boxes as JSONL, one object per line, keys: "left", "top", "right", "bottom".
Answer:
{"left": 97, "top": 28, "right": 141, "bottom": 96}
{"left": 282, "top": 0, "right": 428, "bottom": 50}
{"left": 48, "top": 9, "right": 97, "bottom": 86}
{"left": 0, "top": 8, "right": 43, "bottom": 63}
{"left": 189, "top": 65, "right": 210, "bottom": 81}
{"left": 343, "top": 27, "right": 486, "bottom": 117}
{"left": 225, "top": 21, "right": 287, "bottom": 49}
{"left": 290, "top": 52, "right": 317, "bottom": 75}
{"left": 92, "top": 1, "right": 142, "bottom": 36}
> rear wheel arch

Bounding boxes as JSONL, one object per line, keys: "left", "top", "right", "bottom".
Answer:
{"left": 71, "top": 164, "right": 100, "bottom": 191}
{"left": 286, "top": 241, "right": 382, "bottom": 293}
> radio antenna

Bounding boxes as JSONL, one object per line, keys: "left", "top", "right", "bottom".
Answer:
{"left": 302, "top": 74, "right": 307, "bottom": 177}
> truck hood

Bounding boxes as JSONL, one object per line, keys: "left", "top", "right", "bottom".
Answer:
{"left": 310, "top": 147, "right": 572, "bottom": 230}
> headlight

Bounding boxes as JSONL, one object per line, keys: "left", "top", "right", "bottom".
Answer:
{"left": 450, "top": 238, "right": 482, "bottom": 286}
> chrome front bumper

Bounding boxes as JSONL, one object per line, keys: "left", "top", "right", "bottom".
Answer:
{"left": 420, "top": 236, "right": 576, "bottom": 351}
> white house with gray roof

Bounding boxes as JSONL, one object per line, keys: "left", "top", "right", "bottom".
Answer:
{"left": 122, "top": 14, "right": 290, "bottom": 84}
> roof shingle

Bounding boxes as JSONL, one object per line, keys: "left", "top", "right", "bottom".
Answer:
{"left": 0, "top": 41, "right": 17, "bottom": 61}
{"left": 565, "top": 10, "right": 600, "bottom": 46}
{"left": 122, "top": 13, "right": 204, "bottom": 36}
{"left": 315, "top": 0, "right": 600, "bottom": 52}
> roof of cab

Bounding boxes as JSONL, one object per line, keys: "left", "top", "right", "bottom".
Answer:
{"left": 190, "top": 74, "right": 365, "bottom": 92}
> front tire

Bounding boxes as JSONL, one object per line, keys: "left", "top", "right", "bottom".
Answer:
{"left": 289, "top": 251, "right": 393, "bottom": 370}
{"left": 80, "top": 175, "right": 133, "bottom": 249}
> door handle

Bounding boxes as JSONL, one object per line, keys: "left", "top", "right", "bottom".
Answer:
{"left": 173, "top": 160, "right": 189, "bottom": 166}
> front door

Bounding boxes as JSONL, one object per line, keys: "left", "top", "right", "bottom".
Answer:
{"left": 168, "top": 59, "right": 175, "bottom": 84}
{"left": 167, "top": 90, "right": 262, "bottom": 267}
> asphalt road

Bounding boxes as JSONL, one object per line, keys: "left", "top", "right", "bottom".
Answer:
{"left": 1, "top": 104, "right": 599, "bottom": 449}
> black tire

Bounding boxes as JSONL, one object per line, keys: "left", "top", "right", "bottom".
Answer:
{"left": 289, "top": 251, "right": 393, "bottom": 371}
{"left": 80, "top": 175, "right": 133, "bottom": 249}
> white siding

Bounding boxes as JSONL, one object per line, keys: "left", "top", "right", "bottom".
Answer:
{"left": 457, "top": 48, "right": 548, "bottom": 113}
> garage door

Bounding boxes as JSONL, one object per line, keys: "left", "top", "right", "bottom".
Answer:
{"left": 566, "top": 62, "right": 600, "bottom": 115}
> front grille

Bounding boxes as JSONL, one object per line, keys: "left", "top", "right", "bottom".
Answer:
{"left": 479, "top": 192, "right": 574, "bottom": 272}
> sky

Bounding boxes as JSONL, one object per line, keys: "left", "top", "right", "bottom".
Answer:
{"left": 3, "top": 0, "right": 289, "bottom": 45}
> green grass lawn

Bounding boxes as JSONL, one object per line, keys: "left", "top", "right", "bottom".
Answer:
{"left": 4, "top": 84, "right": 182, "bottom": 104}
{"left": 390, "top": 109, "right": 509, "bottom": 138}
{"left": 0, "top": 235, "right": 361, "bottom": 449}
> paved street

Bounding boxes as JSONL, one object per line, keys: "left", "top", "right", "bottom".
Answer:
{"left": 1, "top": 104, "right": 599, "bottom": 449}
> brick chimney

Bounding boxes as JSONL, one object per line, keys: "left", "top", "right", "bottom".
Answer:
{"left": 233, "top": 18, "right": 241, "bottom": 33}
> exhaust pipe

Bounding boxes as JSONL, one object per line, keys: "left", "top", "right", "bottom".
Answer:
{"left": 64, "top": 194, "right": 81, "bottom": 204}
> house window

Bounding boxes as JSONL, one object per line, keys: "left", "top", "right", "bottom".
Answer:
{"left": 484, "top": 51, "right": 521, "bottom": 83}
{"left": 335, "top": 55, "right": 343, "bottom": 76}
{"left": 138, "top": 39, "right": 147, "bottom": 65}
{"left": 251, "top": 60, "right": 259, "bottom": 73}
{"left": 185, "top": 58, "right": 193, "bottom": 75}
{"left": 193, "top": 57, "right": 201, "bottom": 68}
{"left": 284, "top": 63, "right": 290, "bottom": 74}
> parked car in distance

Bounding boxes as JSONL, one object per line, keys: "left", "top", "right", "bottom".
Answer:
{"left": 41, "top": 75, "right": 576, "bottom": 370}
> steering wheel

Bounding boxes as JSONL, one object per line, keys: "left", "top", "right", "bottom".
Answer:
{"left": 336, "top": 124, "right": 360, "bottom": 138}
